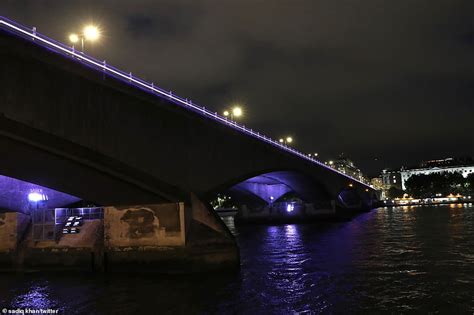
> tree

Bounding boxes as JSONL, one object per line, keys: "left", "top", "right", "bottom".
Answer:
{"left": 467, "top": 173, "right": 474, "bottom": 193}
{"left": 445, "top": 172, "right": 466, "bottom": 193}
{"left": 405, "top": 174, "right": 432, "bottom": 198}
{"left": 404, "top": 171, "right": 471, "bottom": 198}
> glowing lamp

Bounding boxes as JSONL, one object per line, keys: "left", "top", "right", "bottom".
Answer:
{"left": 232, "top": 107, "right": 243, "bottom": 117}
{"left": 83, "top": 25, "right": 100, "bottom": 41}
{"left": 28, "top": 192, "right": 46, "bottom": 202}
{"left": 69, "top": 33, "right": 79, "bottom": 43}
{"left": 286, "top": 203, "right": 295, "bottom": 213}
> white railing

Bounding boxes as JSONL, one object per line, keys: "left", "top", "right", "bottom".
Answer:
{"left": 0, "top": 16, "right": 372, "bottom": 189}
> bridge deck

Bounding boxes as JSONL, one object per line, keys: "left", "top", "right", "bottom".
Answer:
{"left": 0, "top": 16, "right": 371, "bottom": 189}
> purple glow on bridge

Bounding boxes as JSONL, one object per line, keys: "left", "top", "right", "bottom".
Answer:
{"left": 0, "top": 16, "right": 372, "bottom": 190}
{"left": 27, "top": 190, "right": 48, "bottom": 202}
{"left": 286, "top": 203, "right": 295, "bottom": 213}
{"left": 235, "top": 177, "right": 293, "bottom": 204}
{"left": 0, "top": 174, "right": 81, "bottom": 213}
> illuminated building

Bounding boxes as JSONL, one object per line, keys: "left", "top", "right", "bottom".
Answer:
{"left": 326, "top": 154, "right": 369, "bottom": 184}
{"left": 400, "top": 158, "right": 474, "bottom": 190}
{"left": 370, "top": 177, "right": 384, "bottom": 190}
{"left": 381, "top": 169, "right": 402, "bottom": 190}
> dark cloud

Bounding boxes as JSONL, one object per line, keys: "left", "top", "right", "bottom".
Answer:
{"left": 126, "top": 4, "right": 197, "bottom": 40}
{"left": 1, "top": 0, "right": 473, "bottom": 176}
{"left": 127, "top": 14, "right": 155, "bottom": 38}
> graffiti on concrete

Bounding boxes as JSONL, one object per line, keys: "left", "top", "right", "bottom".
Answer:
{"left": 106, "top": 204, "right": 184, "bottom": 247}
{"left": 120, "top": 208, "right": 160, "bottom": 239}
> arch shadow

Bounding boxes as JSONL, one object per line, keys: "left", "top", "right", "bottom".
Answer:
{"left": 207, "top": 169, "right": 333, "bottom": 208}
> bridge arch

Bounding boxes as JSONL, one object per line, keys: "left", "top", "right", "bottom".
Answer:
{"left": 207, "top": 169, "right": 333, "bottom": 210}
{"left": 337, "top": 186, "right": 378, "bottom": 209}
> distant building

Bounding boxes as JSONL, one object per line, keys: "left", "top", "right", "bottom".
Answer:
{"left": 400, "top": 157, "right": 474, "bottom": 190}
{"left": 381, "top": 169, "right": 402, "bottom": 190}
{"left": 325, "top": 154, "right": 369, "bottom": 184}
{"left": 370, "top": 177, "right": 384, "bottom": 190}
{"left": 420, "top": 157, "right": 473, "bottom": 168}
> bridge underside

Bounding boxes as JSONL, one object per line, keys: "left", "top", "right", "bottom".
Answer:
{"left": 0, "top": 173, "right": 80, "bottom": 213}
{"left": 228, "top": 171, "right": 332, "bottom": 206}
{"left": 0, "top": 119, "right": 239, "bottom": 272}
{"left": 0, "top": 116, "right": 186, "bottom": 207}
{"left": 211, "top": 167, "right": 377, "bottom": 213}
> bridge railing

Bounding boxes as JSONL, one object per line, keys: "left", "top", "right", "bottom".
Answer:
{"left": 0, "top": 16, "right": 372, "bottom": 189}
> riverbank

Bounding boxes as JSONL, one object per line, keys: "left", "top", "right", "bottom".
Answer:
{"left": 217, "top": 205, "right": 374, "bottom": 224}
{"left": 381, "top": 197, "right": 473, "bottom": 207}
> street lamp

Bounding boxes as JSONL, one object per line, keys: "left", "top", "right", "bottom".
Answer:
{"left": 308, "top": 153, "right": 319, "bottom": 158}
{"left": 223, "top": 106, "right": 243, "bottom": 120}
{"left": 69, "top": 24, "right": 101, "bottom": 51}
{"left": 69, "top": 33, "right": 79, "bottom": 44}
{"left": 279, "top": 136, "right": 293, "bottom": 146}
{"left": 325, "top": 160, "right": 334, "bottom": 167}
{"left": 83, "top": 25, "right": 100, "bottom": 41}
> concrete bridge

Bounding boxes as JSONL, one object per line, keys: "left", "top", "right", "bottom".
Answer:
{"left": 0, "top": 17, "right": 377, "bottom": 272}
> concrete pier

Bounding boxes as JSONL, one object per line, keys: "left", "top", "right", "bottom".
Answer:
{"left": 23, "top": 219, "right": 104, "bottom": 271}
{"left": 0, "top": 211, "right": 30, "bottom": 268}
{"left": 0, "top": 199, "right": 239, "bottom": 273}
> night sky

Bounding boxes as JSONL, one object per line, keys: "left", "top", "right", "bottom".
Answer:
{"left": 1, "top": 1, "right": 473, "bottom": 176}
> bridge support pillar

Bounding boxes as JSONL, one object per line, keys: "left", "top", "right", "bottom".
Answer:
{"left": 102, "top": 198, "right": 238, "bottom": 272}
{"left": 1, "top": 198, "right": 238, "bottom": 273}
{"left": 0, "top": 211, "right": 30, "bottom": 270}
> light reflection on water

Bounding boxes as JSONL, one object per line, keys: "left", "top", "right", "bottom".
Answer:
{"left": 1, "top": 205, "right": 474, "bottom": 314}
{"left": 11, "top": 283, "right": 57, "bottom": 310}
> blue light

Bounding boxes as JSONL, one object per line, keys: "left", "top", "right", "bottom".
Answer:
{"left": 286, "top": 203, "right": 295, "bottom": 213}
{"left": 28, "top": 191, "right": 46, "bottom": 202}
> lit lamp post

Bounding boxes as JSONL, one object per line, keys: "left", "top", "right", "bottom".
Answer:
{"left": 279, "top": 136, "right": 293, "bottom": 146}
{"left": 223, "top": 106, "right": 243, "bottom": 120}
{"left": 325, "top": 160, "right": 334, "bottom": 167}
{"left": 27, "top": 189, "right": 48, "bottom": 211}
{"left": 308, "top": 153, "right": 319, "bottom": 158}
{"left": 69, "top": 24, "right": 101, "bottom": 51}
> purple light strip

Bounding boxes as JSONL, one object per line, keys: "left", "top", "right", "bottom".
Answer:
{"left": 0, "top": 16, "right": 372, "bottom": 189}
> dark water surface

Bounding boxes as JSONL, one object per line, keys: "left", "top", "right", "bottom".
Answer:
{"left": 1, "top": 205, "right": 474, "bottom": 314}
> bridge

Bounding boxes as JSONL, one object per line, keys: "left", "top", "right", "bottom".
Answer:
{"left": 0, "top": 16, "right": 377, "bottom": 271}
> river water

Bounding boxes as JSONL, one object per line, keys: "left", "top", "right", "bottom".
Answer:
{"left": 1, "top": 204, "right": 473, "bottom": 314}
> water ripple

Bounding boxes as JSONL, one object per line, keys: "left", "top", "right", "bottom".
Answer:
{"left": 1, "top": 205, "right": 473, "bottom": 313}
